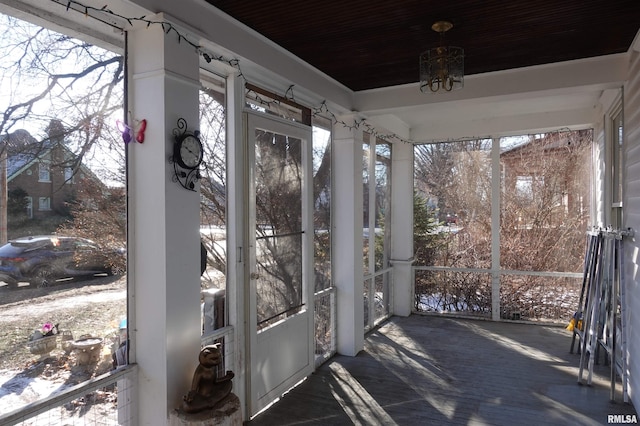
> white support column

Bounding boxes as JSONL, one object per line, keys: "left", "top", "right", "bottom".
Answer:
{"left": 127, "top": 18, "right": 201, "bottom": 425}
{"left": 390, "top": 142, "right": 414, "bottom": 317}
{"left": 333, "top": 119, "right": 364, "bottom": 356}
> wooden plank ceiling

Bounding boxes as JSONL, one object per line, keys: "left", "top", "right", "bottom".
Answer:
{"left": 205, "top": 0, "right": 640, "bottom": 91}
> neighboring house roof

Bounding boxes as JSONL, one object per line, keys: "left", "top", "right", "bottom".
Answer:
{"left": 7, "top": 152, "right": 39, "bottom": 180}
{"left": 1, "top": 128, "right": 53, "bottom": 182}
{"left": 500, "top": 131, "right": 591, "bottom": 158}
{"left": 1, "top": 127, "right": 98, "bottom": 185}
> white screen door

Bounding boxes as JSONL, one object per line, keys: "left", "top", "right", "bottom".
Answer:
{"left": 246, "top": 111, "right": 314, "bottom": 416}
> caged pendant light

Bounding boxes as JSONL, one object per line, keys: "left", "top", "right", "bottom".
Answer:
{"left": 420, "top": 21, "right": 464, "bottom": 93}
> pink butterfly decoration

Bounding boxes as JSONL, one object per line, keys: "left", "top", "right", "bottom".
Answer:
{"left": 117, "top": 119, "right": 147, "bottom": 143}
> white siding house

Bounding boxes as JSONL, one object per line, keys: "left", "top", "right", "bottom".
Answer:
{"left": 623, "top": 42, "right": 640, "bottom": 412}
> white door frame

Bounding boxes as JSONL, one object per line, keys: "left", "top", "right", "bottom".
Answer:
{"left": 245, "top": 111, "right": 314, "bottom": 417}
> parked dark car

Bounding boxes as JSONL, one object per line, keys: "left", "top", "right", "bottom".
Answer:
{"left": 0, "top": 235, "right": 125, "bottom": 288}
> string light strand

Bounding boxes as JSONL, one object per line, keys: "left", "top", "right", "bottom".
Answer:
{"left": 49, "top": 0, "right": 495, "bottom": 145}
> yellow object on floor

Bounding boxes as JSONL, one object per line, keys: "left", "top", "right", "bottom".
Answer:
{"left": 566, "top": 318, "right": 576, "bottom": 331}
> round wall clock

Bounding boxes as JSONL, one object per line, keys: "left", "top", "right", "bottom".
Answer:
{"left": 175, "top": 132, "right": 203, "bottom": 170}
{"left": 171, "top": 118, "right": 204, "bottom": 191}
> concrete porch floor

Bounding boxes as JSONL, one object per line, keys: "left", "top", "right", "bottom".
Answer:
{"left": 247, "top": 315, "right": 637, "bottom": 425}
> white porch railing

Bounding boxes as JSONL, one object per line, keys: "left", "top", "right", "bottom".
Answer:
{"left": 0, "top": 364, "right": 137, "bottom": 426}
{"left": 413, "top": 265, "right": 582, "bottom": 321}
{"left": 0, "top": 282, "right": 338, "bottom": 424}
{"left": 364, "top": 267, "right": 393, "bottom": 332}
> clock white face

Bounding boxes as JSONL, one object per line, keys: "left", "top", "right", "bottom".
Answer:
{"left": 180, "top": 135, "right": 202, "bottom": 168}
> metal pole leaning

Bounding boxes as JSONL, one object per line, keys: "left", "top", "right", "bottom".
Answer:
{"left": 570, "top": 229, "right": 600, "bottom": 354}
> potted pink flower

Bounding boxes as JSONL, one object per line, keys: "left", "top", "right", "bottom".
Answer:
{"left": 27, "top": 322, "right": 59, "bottom": 356}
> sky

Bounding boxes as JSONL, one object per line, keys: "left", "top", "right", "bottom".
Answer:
{"left": 0, "top": 12, "right": 126, "bottom": 187}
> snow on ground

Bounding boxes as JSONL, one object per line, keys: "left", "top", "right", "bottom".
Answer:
{"left": 0, "top": 367, "right": 71, "bottom": 414}
{"left": 0, "top": 278, "right": 125, "bottom": 419}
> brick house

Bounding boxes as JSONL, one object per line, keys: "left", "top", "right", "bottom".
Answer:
{"left": 2, "top": 120, "right": 100, "bottom": 221}
{"left": 500, "top": 130, "right": 592, "bottom": 229}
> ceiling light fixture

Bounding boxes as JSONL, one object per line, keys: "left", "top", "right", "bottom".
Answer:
{"left": 420, "top": 21, "right": 464, "bottom": 93}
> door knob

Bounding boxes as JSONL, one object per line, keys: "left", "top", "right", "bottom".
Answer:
{"left": 250, "top": 272, "right": 261, "bottom": 280}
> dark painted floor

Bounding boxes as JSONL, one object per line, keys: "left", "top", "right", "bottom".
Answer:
{"left": 247, "top": 315, "right": 637, "bottom": 425}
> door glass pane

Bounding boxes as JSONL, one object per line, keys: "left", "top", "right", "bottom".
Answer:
{"left": 255, "top": 130, "right": 303, "bottom": 326}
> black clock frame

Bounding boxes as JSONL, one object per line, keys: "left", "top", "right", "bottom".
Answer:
{"left": 171, "top": 118, "right": 203, "bottom": 191}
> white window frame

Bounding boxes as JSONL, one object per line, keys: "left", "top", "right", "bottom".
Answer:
{"left": 38, "top": 161, "right": 51, "bottom": 182}
{"left": 602, "top": 90, "right": 624, "bottom": 229}
{"left": 25, "top": 196, "right": 33, "bottom": 218}
{"left": 38, "top": 197, "right": 51, "bottom": 211}
{"left": 64, "top": 167, "right": 74, "bottom": 183}
{"left": 610, "top": 103, "right": 623, "bottom": 228}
